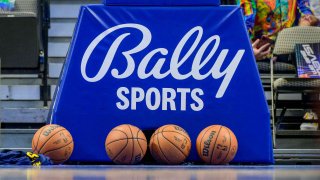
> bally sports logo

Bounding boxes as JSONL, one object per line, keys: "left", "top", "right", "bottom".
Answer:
{"left": 81, "top": 23, "right": 245, "bottom": 111}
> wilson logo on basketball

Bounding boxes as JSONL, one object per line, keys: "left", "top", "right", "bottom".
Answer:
{"left": 81, "top": 23, "right": 245, "bottom": 112}
{"left": 202, "top": 131, "right": 216, "bottom": 157}
{"left": 42, "top": 125, "right": 60, "bottom": 136}
{"left": 174, "top": 126, "right": 187, "bottom": 133}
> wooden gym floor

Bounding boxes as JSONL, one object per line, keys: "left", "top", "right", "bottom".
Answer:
{"left": 0, "top": 165, "right": 320, "bottom": 179}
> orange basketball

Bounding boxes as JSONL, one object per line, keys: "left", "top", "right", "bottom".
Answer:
{"left": 105, "top": 124, "right": 147, "bottom": 164}
{"left": 196, "top": 125, "right": 238, "bottom": 164}
{"left": 32, "top": 124, "right": 74, "bottom": 164}
{"left": 149, "top": 124, "right": 191, "bottom": 164}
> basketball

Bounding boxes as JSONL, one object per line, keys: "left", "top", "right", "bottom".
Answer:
{"left": 196, "top": 125, "right": 238, "bottom": 164}
{"left": 32, "top": 124, "right": 74, "bottom": 164}
{"left": 149, "top": 124, "right": 191, "bottom": 164}
{"left": 105, "top": 124, "right": 147, "bottom": 164}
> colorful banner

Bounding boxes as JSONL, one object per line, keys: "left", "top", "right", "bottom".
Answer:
{"left": 50, "top": 5, "right": 273, "bottom": 163}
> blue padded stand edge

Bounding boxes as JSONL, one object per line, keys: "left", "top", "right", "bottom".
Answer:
{"left": 103, "top": 0, "right": 220, "bottom": 6}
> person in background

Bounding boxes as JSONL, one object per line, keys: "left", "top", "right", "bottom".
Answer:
{"left": 299, "top": 14, "right": 319, "bottom": 26}
{"left": 310, "top": 0, "right": 320, "bottom": 25}
{"left": 237, "top": 0, "right": 317, "bottom": 60}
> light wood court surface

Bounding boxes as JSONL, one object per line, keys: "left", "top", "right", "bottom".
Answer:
{"left": 0, "top": 165, "right": 320, "bottom": 180}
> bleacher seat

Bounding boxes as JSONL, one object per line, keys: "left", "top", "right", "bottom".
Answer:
{"left": 271, "top": 26, "right": 320, "bottom": 147}
{"left": 0, "top": 0, "right": 40, "bottom": 71}
{"left": 257, "top": 61, "right": 296, "bottom": 74}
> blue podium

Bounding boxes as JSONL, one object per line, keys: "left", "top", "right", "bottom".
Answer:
{"left": 103, "top": 0, "right": 220, "bottom": 5}
{"left": 50, "top": 1, "right": 274, "bottom": 164}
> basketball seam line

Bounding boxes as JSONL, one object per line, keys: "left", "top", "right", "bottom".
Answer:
{"left": 128, "top": 125, "right": 134, "bottom": 164}
{"left": 34, "top": 126, "right": 47, "bottom": 152}
{"left": 110, "top": 132, "right": 129, "bottom": 162}
{"left": 199, "top": 127, "right": 212, "bottom": 161}
{"left": 106, "top": 138, "right": 147, "bottom": 146}
{"left": 136, "top": 130, "right": 144, "bottom": 158}
{"left": 37, "top": 128, "right": 66, "bottom": 154}
{"left": 210, "top": 126, "right": 222, "bottom": 164}
{"left": 111, "top": 129, "right": 130, "bottom": 135}
{"left": 219, "top": 128, "right": 232, "bottom": 164}
{"left": 157, "top": 131, "right": 171, "bottom": 164}
{"left": 161, "top": 131, "right": 189, "bottom": 158}
{"left": 152, "top": 130, "right": 190, "bottom": 141}
{"left": 43, "top": 140, "right": 73, "bottom": 155}
{"left": 107, "top": 129, "right": 127, "bottom": 145}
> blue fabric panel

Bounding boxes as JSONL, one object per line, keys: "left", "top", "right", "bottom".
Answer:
{"left": 103, "top": 0, "right": 220, "bottom": 6}
{"left": 50, "top": 4, "right": 274, "bottom": 164}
